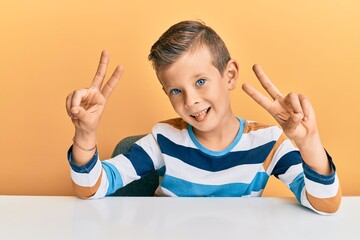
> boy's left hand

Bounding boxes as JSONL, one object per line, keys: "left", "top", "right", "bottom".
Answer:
{"left": 242, "top": 64, "right": 318, "bottom": 146}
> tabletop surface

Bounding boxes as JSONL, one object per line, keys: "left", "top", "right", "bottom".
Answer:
{"left": 0, "top": 196, "right": 359, "bottom": 240}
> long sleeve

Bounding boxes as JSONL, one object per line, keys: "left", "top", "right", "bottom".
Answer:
{"left": 67, "top": 134, "right": 164, "bottom": 199}
{"left": 269, "top": 133, "right": 341, "bottom": 214}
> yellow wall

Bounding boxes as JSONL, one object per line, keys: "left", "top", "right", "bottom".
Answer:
{"left": 1, "top": 0, "right": 359, "bottom": 196}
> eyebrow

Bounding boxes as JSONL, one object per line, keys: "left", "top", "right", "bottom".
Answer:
{"left": 192, "top": 73, "right": 205, "bottom": 79}
{"left": 161, "top": 81, "right": 174, "bottom": 89}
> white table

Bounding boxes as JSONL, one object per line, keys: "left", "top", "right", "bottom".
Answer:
{"left": 0, "top": 196, "right": 358, "bottom": 240}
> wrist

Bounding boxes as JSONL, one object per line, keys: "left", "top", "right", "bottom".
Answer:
{"left": 73, "top": 128, "right": 97, "bottom": 151}
{"left": 296, "top": 131, "right": 324, "bottom": 160}
{"left": 294, "top": 130, "right": 321, "bottom": 150}
{"left": 74, "top": 127, "right": 96, "bottom": 139}
{"left": 71, "top": 129, "right": 97, "bottom": 166}
{"left": 72, "top": 137, "right": 97, "bottom": 151}
{"left": 295, "top": 132, "right": 331, "bottom": 175}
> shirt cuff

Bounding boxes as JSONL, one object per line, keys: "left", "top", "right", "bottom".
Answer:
{"left": 302, "top": 149, "right": 336, "bottom": 185}
{"left": 67, "top": 145, "right": 99, "bottom": 173}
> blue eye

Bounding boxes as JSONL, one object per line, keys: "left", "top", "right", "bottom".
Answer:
{"left": 170, "top": 89, "right": 181, "bottom": 95}
{"left": 196, "top": 79, "right": 206, "bottom": 86}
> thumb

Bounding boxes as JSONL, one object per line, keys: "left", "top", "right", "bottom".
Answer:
{"left": 70, "top": 106, "right": 86, "bottom": 120}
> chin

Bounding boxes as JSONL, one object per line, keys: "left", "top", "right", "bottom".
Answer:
{"left": 191, "top": 121, "right": 218, "bottom": 133}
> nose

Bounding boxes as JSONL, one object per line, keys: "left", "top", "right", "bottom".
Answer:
{"left": 184, "top": 89, "right": 199, "bottom": 108}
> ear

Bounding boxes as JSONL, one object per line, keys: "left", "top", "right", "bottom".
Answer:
{"left": 224, "top": 59, "right": 239, "bottom": 90}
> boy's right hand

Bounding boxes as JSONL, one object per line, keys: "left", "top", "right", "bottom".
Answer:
{"left": 66, "top": 50, "right": 124, "bottom": 134}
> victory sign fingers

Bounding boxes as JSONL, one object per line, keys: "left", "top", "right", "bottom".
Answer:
{"left": 90, "top": 50, "right": 124, "bottom": 99}
{"left": 65, "top": 50, "right": 123, "bottom": 127}
{"left": 242, "top": 64, "right": 318, "bottom": 142}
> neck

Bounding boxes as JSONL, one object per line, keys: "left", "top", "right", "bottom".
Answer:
{"left": 193, "top": 114, "right": 240, "bottom": 151}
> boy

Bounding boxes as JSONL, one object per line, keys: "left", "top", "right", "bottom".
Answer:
{"left": 66, "top": 20, "right": 341, "bottom": 214}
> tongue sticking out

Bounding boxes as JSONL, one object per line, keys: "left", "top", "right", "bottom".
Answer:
{"left": 193, "top": 108, "right": 209, "bottom": 122}
{"left": 195, "top": 113, "right": 206, "bottom": 121}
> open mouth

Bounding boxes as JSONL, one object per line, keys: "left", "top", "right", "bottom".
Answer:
{"left": 191, "top": 107, "right": 211, "bottom": 121}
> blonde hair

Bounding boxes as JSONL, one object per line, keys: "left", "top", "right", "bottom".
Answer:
{"left": 148, "top": 20, "right": 231, "bottom": 76}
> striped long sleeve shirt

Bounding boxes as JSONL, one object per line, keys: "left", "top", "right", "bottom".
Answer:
{"left": 68, "top": 118, "right": 341, "bottom": 214}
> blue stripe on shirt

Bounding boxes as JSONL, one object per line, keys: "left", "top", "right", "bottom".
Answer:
{"left": 123, "top": 143, "right": 155, "bottom": 177}
{"left": 161, "top": 172, "right": 269, "bottom": 197}
{"left": 289, "top": 173, "right": 305, "bottom": 203}
{"left": 102, "top": 161, "right": 123, "bottom": 196}
{"left": 157, "top": 134, "right": 275, "bottom": 172}
{"left": 272, "top": 151, "right": 303, "bottom": 178}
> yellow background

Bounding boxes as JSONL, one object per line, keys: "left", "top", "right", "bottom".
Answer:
{"left": 1, "top": 0, "right": 359, "bottom": 196}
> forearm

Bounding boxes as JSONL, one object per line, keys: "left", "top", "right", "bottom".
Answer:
{"left": 296, "top": 131, "right": 332, "bottom": 175}
{"left": 71, "top": 128, "right": 97, "bottom": 166}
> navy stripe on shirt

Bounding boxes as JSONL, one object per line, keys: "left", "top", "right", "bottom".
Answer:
{"left": 123, "top": 143, "right": 155, "bottom": 177}
{"left": 67, "top": 146, "right": 98, "bottom": 174}
{"left": 157, "top": 134, "right": 276, "bottom": 172}
{"left": 272, "top": 151, "right": 302, "bottom": 178}
{"left": 302, "top": 150, "right": 336, "bottom": 185}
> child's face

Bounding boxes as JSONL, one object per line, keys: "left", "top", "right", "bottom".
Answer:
{"left": 158, "top": 46, "right": 238, "bottom": 133}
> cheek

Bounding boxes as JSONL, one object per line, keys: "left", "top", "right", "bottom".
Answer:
{"left": 213, "top": 84, "right": 227, "bottom": 98}
{"left": 169, "top": 97, "right": 182, "bottom": 111}
{"left": 213, "top": 88, "right": 231, "bottom": 106}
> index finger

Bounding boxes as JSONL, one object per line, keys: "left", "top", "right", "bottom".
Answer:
{"left": 242, "top": 82, "right": 273, "bottom": 113}
{"left": 252, "top": 64, "right": 283, "bottom": 100}
{"left": 91, "top": 50, "right": 110, "bottom": 89}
